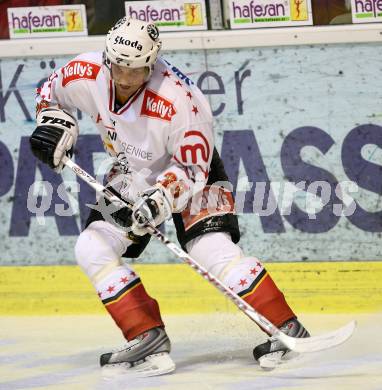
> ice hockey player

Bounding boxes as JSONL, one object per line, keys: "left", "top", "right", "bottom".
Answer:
{"left": 30, "top": 17, "right": 309, "bottom": 375}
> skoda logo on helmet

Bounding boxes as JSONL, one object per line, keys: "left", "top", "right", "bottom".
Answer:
{"left": 104, "top": 17, "right": 161, "bottom": 71}
{"left": 113, "top": 36, "right": 143, "bottom": 51}
{"left": 147, "top": 24, "right": 159, "bottom": 41}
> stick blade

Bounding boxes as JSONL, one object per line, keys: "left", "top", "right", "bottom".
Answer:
{"left": 278, "top": 320, "right": 356, "bottom": 353}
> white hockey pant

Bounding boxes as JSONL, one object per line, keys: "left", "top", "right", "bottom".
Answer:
{"left": 75, "top": 221, "right": 263, "bottom": 296}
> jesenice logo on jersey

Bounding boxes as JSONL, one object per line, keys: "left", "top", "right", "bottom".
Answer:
{"left": 61, "top": 60, "right": 101, "bottom": 87}
{"left": 140, "top": 89, "right": 176, "bottom": 122}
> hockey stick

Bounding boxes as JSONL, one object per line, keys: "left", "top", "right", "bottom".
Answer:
{"left": 63, "top": 156, "right": 356, "bottom": 353}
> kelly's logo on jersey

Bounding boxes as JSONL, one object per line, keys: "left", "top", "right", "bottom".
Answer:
{"left": 140, "top": 89, "right": 176, "bottom": 122}
{"left": 61, "top": 60, "right": 101, "bottom": 87}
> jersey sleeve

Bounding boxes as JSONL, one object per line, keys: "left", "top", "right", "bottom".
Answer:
{"left": 156, "top": 88, "right": 214, "bottom": 212}
{"left": 35, "top": 53, "right": 101, "bottom": 116}
{"left": 36, "top": 66, "right": 75, "bottom": 115}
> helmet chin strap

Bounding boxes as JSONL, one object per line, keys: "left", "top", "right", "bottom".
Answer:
{"left": 144, "top": 65, "right": 154, "bottom": 81}
{"left": 102, "top": 51, "right": 154, "bottom": 106}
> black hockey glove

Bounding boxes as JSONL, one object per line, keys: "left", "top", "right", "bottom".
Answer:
{"left": 131, "top": 185, "right": 173, "bottom": 236}
{"left": 30, "top": 108, "right": 79, "bottom": 171}
{"left": 104, "top": 198, "right": 148, "bottom": 242}
{"left": 96, "top": 187, "right": 135, "bottom": 229}
{"left": 111, "top": 204, "right": 134, "bottom": 229}
{"left": 30, "top": 125, "right": 70, "bottom": 168}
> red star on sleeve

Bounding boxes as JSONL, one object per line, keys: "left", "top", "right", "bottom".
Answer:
{"left": 107, "top": 285, "right": 115, "bottom": 293}
{"left": 175, "top": 80, "right": 182, "bottom": 86}
{"left": 186, "top": 91, "right": 192, "bottom": 99}
{"left": 239, "top": 279, "right": 248, "bottom": 287}
{"left": 120, "top": 277, "right": 129, "bottom": 284}
{"left": 162, "top": 70, "right": 171, "bottom": 77}
{"left": 192, "top": 105, "right": 199, "bottom": 115}
{"left": 130, "top": 271, "right": 137, "bottom": 278}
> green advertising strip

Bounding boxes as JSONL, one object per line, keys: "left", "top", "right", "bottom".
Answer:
{"left": 255, "top": 17, "right": 290, "bottom": 22}
{"left": 32, "top": 28, "right": 66, "bottom": 32}
{"left": 356, "top": 13, "right": 374, "bottom": 18}
{"left": 233, "top": 18, "right": 252, "bottom": 23}
{"left": 156, "top": 22, "right": 185, "bottom": 26}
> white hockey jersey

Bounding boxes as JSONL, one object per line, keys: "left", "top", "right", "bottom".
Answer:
{"left": 36, "top": 52, "right": 214, "bottom": 209}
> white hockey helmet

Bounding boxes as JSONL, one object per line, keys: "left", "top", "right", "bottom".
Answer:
{"left": 104, "top": 17, "right": 161, "bottom": 69}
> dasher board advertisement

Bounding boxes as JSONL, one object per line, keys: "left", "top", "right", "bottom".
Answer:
{"left": 225, "top": 0, "right": 313, "bottom": 29}
{"left": 351, "top": 0, "right": 382, "bottom": 23}
{"left": 124, "top": 0, "right": 208, "bottom": 31}
{"left": 7, "top": 5, "right": 88, "bottom": 39}
{"left": 1, "top": 43, "right": 382, "bottom": 264}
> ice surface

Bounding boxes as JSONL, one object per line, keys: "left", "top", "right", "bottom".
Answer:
{"left": 0, "top": 313, "right": 381, "bottom": 389}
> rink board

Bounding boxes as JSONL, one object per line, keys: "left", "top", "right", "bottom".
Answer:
{"left": 1, "top": 43, "right": 382, "bottom": 265}
{"left": 1, "top": 261, "right": 381, "bottom": 315}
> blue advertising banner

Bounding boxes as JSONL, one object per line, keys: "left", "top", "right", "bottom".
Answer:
{"left": 0, "top": 42, "right": 381, "bottom": 264}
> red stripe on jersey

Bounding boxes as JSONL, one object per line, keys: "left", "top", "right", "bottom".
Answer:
{"left": 117, "top": 83, "right": 147, "bottom": 115}
{"left": 109, "top": 80, "right": 114, "bottom": 112}
{"left": 108, "top": 82, "right": 146, "bottom": 115}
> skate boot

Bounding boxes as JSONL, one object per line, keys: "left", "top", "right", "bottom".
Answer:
{"left": 253, "top": 317, "right": 309, "bottom": 370}
{"left": 100, "top": 327, "right": 175, "bottom": 377}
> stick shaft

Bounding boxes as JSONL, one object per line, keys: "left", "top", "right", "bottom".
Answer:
{"left": 63, "top": 156, "right": 357, "bottom": 354}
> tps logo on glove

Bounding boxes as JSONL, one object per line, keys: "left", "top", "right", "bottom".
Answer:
{"left": 39, "top": 115, "right": 76, "bottom": 129}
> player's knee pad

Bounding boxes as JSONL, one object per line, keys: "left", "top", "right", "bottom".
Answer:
{"left": 187, "top": 232, "right": 243, "bottom": 277}
{"left": 75, "top": 228, "right": 108, "bottom": 275}
{"left": 75, "top": 222, "right": 127, "bottom": 278}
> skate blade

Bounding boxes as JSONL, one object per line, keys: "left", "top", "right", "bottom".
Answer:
{"left": 258, "top": 350, "right": 300, "bottom": 370}
{"left": 134, "top": 353, "right": 176, "bottom": 377}
{"left": 102, "top": 352, "right": 175, "bottom": 378}
{"left": 258, "top": 351, "right": 284, "bottom": 370}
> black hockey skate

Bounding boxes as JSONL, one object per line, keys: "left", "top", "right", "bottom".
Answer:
{"left": 253, "top": 317, "right": 309, "bottom": 369}
{"left": 100, "top": 327, "right": 175, "bottom": 377}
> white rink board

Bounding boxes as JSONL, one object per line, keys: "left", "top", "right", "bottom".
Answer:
{"left": 0, "top": 43, "right": 381, "bottom": 264}
{"left": 0, "top": 313, "right": 381, "bottom": 389}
